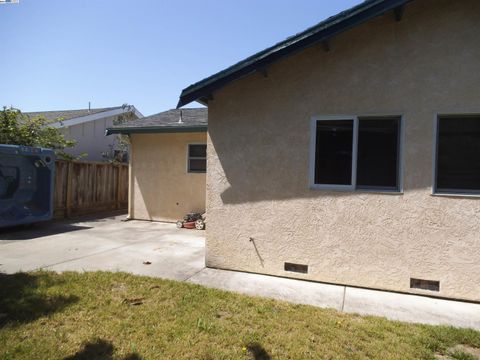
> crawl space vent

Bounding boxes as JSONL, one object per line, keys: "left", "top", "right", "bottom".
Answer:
{"left": 410, "top": 278, "right": 440, "bottom": 292}
{"left": 284, "top": 262, "right": 308, "bottom": 274}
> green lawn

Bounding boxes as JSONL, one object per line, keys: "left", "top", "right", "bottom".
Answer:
{"left": 0, "top": 272, "right": 479, "bottom": 359}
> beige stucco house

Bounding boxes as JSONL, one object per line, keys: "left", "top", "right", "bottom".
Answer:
{"left": 177, "top": 0, "right": 480, "bottom": 302}
{"left": 107, "top": 108, "right": 207, "bottom": 222}
{"left": 27, "top": 105, "right": 142, "bottom": 162}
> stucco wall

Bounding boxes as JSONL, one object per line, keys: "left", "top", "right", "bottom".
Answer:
{"left": 206, "top": 0, "right": 480, "bottom": 301}
{"left": 130, "top": 132, "right": 206, "bottom": 222}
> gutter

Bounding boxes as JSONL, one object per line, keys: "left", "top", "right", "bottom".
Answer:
{"left": 105, "top": 125, "right": 208, "bottom": 136}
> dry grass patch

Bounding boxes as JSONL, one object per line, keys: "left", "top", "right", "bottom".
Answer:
{"left": 0, "top": 271, "right": 479, "bottom": 359}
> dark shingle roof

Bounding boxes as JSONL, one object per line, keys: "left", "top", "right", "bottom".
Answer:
{"left": 177, "top": 0, "right": 410, "bottom": 107}
{"left": 106, "top": 108, "right": 207, "bottom": 135}
{"left": 25, "top": 107, "right": 122, "bottom": 123}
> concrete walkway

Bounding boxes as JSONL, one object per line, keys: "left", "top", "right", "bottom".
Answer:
{"left": 188, "top": 268, "right": 480, "bottom": 330}
{"left": 1, "top": 214, "right": 479, "bottom": 330}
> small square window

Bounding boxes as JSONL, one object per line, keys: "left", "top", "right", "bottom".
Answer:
{"left": 435, "top": 116, "right": 480, "bottom": 194}
{"left": 188, "top": 144, "right": 206, "bottom": 173}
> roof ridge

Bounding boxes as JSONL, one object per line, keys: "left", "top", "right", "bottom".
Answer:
{"left": 25, "top": 106, "right": 122, "bottom": 114}
{"left": 106, "top": 107, "right": 207, "bottom": 135}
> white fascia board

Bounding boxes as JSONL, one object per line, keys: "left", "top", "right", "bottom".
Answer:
{"left": 131, "top": 106, "right": 144, "bottom": 119}
{"left": 50, "top": 107, "right": 143, "bottom": 129}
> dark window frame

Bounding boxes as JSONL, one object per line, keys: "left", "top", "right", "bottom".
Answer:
{"left": 433, "top": 114, "right": 480, "bottom": 195}
{"left": 187, "top": 144, "right": 207, "bottom": 173}
{"left": 309, "top": 115, "right": 403, "bottom": 193}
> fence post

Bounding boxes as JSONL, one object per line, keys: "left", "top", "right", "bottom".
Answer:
{"left": 116, "top": 165, "right": 121, "bottom": 210}
{"left": 65, "top": 161, "right": 74, "bottom": 218}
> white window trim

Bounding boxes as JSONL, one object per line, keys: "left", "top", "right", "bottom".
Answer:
{"left": 187, "top": 143, "right": 207, "bottom": 174}
{"left": 309, "top": 114, "right": 404, "bottom": 193}
{"left": 432, "top": 113, "right": 480, "bottom": 197}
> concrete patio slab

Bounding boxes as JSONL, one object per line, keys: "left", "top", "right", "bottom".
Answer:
{"left": 47, "top": 235, "right": 205, "bottom": 280}
{"left": 0, "top": 214, "right": 205, "bottom": 280}
{"left": 1, "top": 213, "right": 479, "bottom": 330}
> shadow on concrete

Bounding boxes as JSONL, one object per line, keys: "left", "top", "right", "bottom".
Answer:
{"left": 0, "top": 211, "right": 127, "bottom": 241}
{"left": 207, "top": 111, "right": 451, "bottom": 205}
{"left": 64, "top": 339, "right": 142, "bottom": 360}
{"left": 247, "top": 342, "right": 271, "bottom": 360}
{"left": 64, "top": 211, "right": 127, "bottom": 224}
{"left": 0, "top": 223, "right": 92, "bottom": 241}
{"left": 0, "top": 272, "right": 79, "bottom": 328}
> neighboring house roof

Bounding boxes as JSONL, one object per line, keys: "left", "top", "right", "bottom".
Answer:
{"left": 177, "top": 0, "right": 410, "bottom": 107}
{"left": 25, "top": 106, "right": 144, "bottom": 129}
{"left": 106, "top": 108, "right": 208, "bottom": 135}
{"left": 25, "top": 107, "right": 122, "bottom": 122}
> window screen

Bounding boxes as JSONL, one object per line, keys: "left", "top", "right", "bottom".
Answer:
{"left": 188, "top": 144, "right": 206, "bottom": 173}
{"left": 357, "top": 118, "right": 400, "bottom": 190}
{"left": 436, "top": 116, "right": 480, "bottom": 193}
{"left": 314, "top": 120, "right": 354, "bottom": 185}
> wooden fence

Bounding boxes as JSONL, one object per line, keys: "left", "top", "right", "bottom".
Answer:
{"left": 54, "top": 160, "right": 128, "bottom": 219}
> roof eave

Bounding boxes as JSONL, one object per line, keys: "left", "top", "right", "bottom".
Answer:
{"left": 176, "top": 97, "right": 209, "bottom": 109}
{"left": 177, "top": 0, "right": 411, "bottom": 108}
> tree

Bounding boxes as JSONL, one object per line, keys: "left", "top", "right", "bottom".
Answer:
{"left": 0, "top": 107, "right": 79, "bottom": 160}
{"left": 101, "top": 104, "right": 135, "bottom": 164}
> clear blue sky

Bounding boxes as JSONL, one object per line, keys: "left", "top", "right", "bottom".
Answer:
{"left": 1, "top": 0, "right": 360, "bottom": 116}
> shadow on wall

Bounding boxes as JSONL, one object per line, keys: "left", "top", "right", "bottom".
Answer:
{"left": 0, "top": 272, "right": 79, "bottom": 328}
{"left": 64, "top": 339, "right": 142, "bottom": 360}
{"left": 208, "top": 110, "right": 444, "bottom": 205}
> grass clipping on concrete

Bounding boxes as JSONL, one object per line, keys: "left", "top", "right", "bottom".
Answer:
{"left": 0, "top": 272, "right": 479, "bottom": 360}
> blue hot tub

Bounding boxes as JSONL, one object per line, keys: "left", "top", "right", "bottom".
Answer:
{"left": 0, "top": 145, "right": 55, "bottom": 228}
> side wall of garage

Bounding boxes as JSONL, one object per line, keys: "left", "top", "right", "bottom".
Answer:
{"left": 129, "top": 132, "right": 207, "bottom": 222}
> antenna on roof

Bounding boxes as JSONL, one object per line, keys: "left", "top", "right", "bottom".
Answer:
{"left": 88, "top": 101, "right": 91, "bottom": 112}
{"left": 178, "top": 109, "right": 183, "bottom": 123}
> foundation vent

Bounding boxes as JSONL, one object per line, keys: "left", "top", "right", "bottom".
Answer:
{"left": 410, "top": 278, "right": 440, "bottom": 292}
{"left": 284, "top": 262, "right": 308, "bottom": 274}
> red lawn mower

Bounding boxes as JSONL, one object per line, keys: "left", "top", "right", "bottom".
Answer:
{"left": 176, "top": 212, "right": 206, "bottom": 230}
